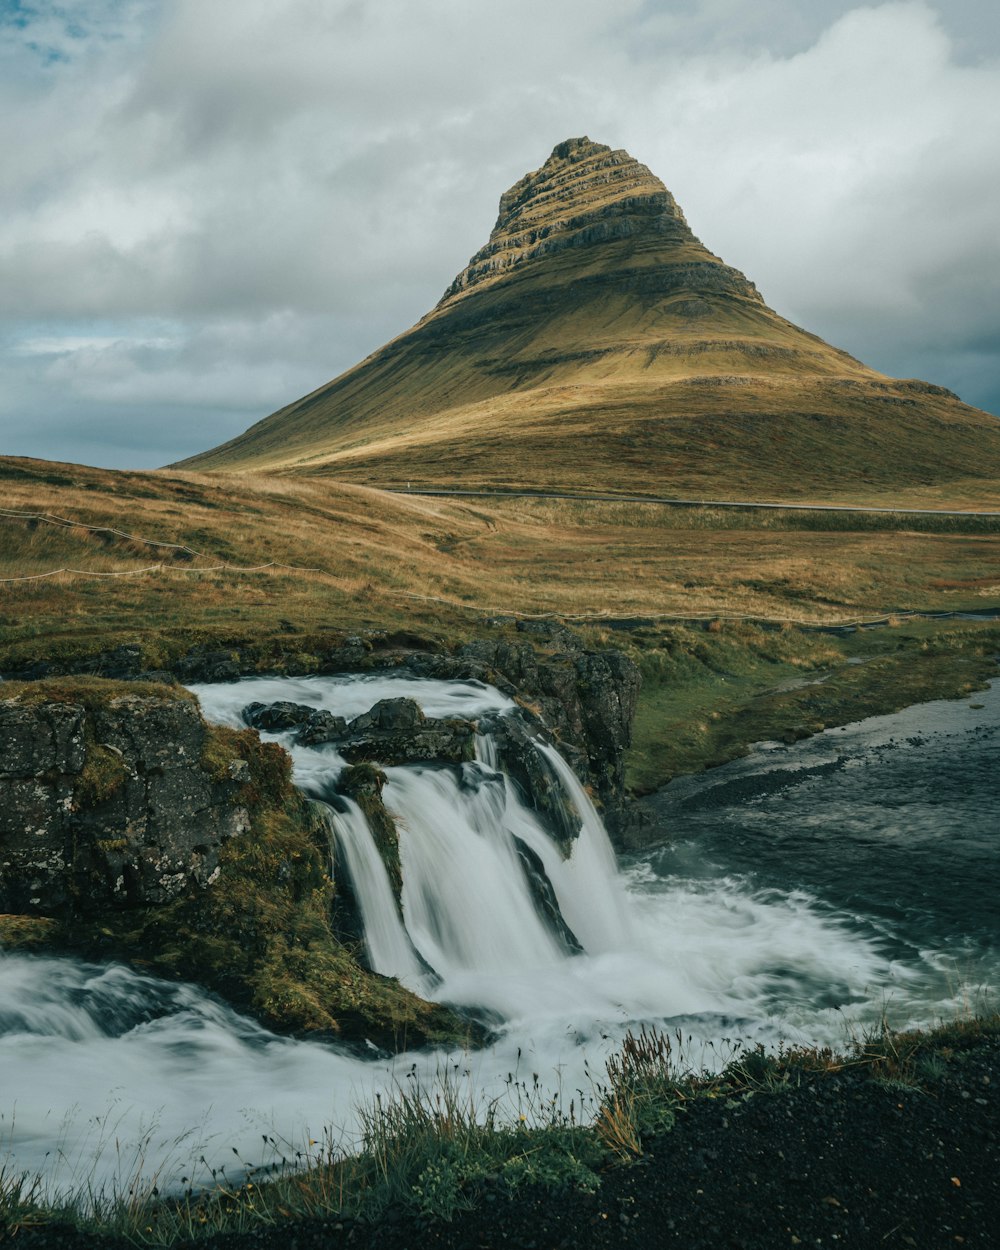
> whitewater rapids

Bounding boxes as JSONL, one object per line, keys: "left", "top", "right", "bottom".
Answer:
{"left": 2, "top": 673, "right": 993, "bottom": 1196}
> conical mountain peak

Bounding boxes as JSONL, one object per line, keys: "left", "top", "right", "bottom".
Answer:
{"left": 440, "top": 136, "right": 700, "bottom": 305}
{"left": 177, "top": 138, "right": 1000, "bottom": 501}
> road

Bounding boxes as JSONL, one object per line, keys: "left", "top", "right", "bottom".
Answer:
{"left": 389, "top": 487, "right": 1000, "bottom": 517}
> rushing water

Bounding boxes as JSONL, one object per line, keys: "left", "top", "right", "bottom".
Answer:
{"left": 1, "top": 673, "right": 998, "bottom": 1196}
{"left": 638, "top": 677, "right": 1000, "bottom": 1012}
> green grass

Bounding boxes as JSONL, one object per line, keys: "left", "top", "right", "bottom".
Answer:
{"left": 623, "top": 618, "right": 1000, "bottom": 794}
{"left": 3, "top": 1009, "right": 996, "bottom": 1244}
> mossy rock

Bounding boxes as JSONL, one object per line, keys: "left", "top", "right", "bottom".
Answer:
{"left": 0, "top": 913, "right": 62, "bottom": 949}
{"left": 0, "top": 682, "right": 473, "bottom": 1050}
{"left": 339, "top": 764, "right": 403, "bottom": 905}
{"left": 86, "top": 796, "right": 470, "bottom": 1048}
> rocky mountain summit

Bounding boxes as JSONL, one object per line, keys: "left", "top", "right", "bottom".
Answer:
{"left": 177, "top": 136, "right": 1000, "bottom": 500}
{"left": 439, "top": 136, "right": 760, "bottom": 307}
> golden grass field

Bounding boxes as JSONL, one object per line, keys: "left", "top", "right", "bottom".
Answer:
{"left": 2, "top": 455, "right": 998, "bottom": 669}
{"left": 3, "top": 450, "right": 1000, "bottom": 829}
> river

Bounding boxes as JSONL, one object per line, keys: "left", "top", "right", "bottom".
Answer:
{"left": 1, "top": 673, "right": 997, "bottom": 1198}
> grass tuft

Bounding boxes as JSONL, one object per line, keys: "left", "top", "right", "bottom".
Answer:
{"left": 2, "top": 1009, "right": 997, "bottom": 1242}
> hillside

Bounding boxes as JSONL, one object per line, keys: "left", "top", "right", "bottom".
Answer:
{"left": 176, "top": 137, "right": 1000, "bottom": 504}
{"left": 4, "top": 455, "right": 1000, "bottom": 664}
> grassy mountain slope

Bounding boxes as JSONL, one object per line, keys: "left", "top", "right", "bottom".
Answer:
{"left": 175, "top": 138, "right": 1000, "bottom": 504}
{"left": 3, "top": 452, "right": 998, "bottom": 796}
{"left": 3, "top": 455, "right": 998, "bottom": 668}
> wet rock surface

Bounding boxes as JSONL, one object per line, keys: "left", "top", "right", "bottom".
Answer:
{"left": 459, "top": 622, "right": 640, "bottom": 834}
{"left": 479, "top": 710, "right": 583, "bottom": 850}
{"left": 336, "top": 762, "right": 403, "bottom": 906}
{"left": 243, "top": 700, "right": 318, "bottom": 732}
{"left": 0, "top": 691, "right": 249, "bottom": 913}
{"left": 245, "top": 695, "right": 477, "bottom": 766}
{"left": 340, "top": 698, "right": 475, "bottom": 766}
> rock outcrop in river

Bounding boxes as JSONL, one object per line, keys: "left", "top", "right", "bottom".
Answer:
{"left": 0, "top": 678, "right": 472, "bottom": 1048}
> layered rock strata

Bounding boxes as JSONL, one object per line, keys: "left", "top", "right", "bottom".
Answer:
{"left": 439, "top": 136, "right": 760, "bottom": 306}
{"left": 175, "top": 137, "right": 1000, "bottom": 500}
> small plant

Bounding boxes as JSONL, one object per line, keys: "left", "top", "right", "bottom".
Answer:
{"left": 723, "top": 1042, "right": 790, "bottom": 1093}
{"left": 0, "top": 1164, "right": 48, "bottom": 1236}
{"left": 597, "top": 1025, "right": 684, "bottom": 1157}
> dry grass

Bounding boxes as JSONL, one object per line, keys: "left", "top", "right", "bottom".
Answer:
{"left": 1, "top": 456, "right": 999, "bottom": 675}
{"left": 173, "top": 224, "right": 1000, "bottom": 508}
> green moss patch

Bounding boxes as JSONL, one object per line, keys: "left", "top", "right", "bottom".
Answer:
{"left": 81, "top": 793, "right": 466, "bottom": 1049}
{"left": 0, "top": 913, "right": 62, "bottom": 949}
{"left": 625, "top": 619, "right": 1000, "bottom": 795}
{"left": 74, "top": 739, "right": 128, "bottom": 807}
{"left": 0, "top": 674, "right": 193, "bottom": 707}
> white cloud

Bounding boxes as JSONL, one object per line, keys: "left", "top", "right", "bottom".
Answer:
{"left": 0, "top": 0, "right": 997, "bottom": 467}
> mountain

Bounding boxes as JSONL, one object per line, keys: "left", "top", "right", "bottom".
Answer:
{"left": 176, "top": 137, "right": 1000, "bottom": 502}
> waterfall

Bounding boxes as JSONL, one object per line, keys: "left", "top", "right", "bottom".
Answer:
{"left": 320, "top": 799, "right": 424, "bottom": 983}
{"left": 197, "top": 675, "right": 635, "bottom": 1003}
{"left": 385, "top": 763, "right": 566, "bottom": 979}
{"left": 519, "top": 743, "right": 634, "bottom": 953}
{"left": 188, "top": 675, "right": 896, "bottom": 1035}
{"left": 6, "top": 672, "right": 993, "bottom": 1197}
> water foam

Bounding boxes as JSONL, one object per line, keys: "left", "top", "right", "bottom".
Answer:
{"left": 2, "top": 673, "right": 984, "bottom": 1195}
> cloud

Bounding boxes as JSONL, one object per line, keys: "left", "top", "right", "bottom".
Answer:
{"left": 0, "top": 0, "right": 997, "bottom": 467}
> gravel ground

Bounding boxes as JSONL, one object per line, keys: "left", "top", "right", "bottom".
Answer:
{"left": 13, "top": 1033, "right": 998, "bottom": 1250}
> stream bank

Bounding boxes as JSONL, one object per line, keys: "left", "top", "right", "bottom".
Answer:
{"left": 9, "top": 1016, "right": 1000, "bottom": 1249}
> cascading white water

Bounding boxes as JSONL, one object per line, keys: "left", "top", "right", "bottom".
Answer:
{"left": 4, "top": 671, "right": 995, "bottom": 1197}
{"left": 531, "top": 743, "right": 634, "bottom": 952}
{"left": 386, "top": 763, "right": 567, "bottom": 981}
{"left": 320, "top": 799, "right": 424, "bottom": 982}
{"left": 184, "top": 676, "right": 931, "bottom": 1039}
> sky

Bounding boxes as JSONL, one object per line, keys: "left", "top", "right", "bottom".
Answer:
{"left": 1, "top": 0, "right": 998, "bottom": 470}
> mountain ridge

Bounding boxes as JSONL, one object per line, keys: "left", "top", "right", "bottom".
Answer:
{"left": 175, "top": 137, "right": 1000, "bottom": 501}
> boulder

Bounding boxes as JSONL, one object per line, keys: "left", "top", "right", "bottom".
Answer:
{"left": 296, "top": 709, "right": 350, "bottom": 746}
{"left": 349, "top": 698, "right": 426, "bottom": 733}
{"left": 0, "top": 690, "right": 250, "bottom": 914}
{"left": 243, "top": 700, "right": 316, "bottom": 732}
{"left": 340, "top": 698, "right": 475, "bottom": 766}
{"left": 242, "top": 701, "right": 350, "bottom": 745}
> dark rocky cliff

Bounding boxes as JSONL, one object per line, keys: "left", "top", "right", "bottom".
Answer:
{"left": 0, "top": 685, "right": 249, "bottom": 915}
{"left": 455, "top": 623, "right": 641, "bottom": 836}
{"left": 0, "top": 678, "right": 472, "bottom": 1048}
{"left": 7, "top": 622, "right": 642, "bottom": 838}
